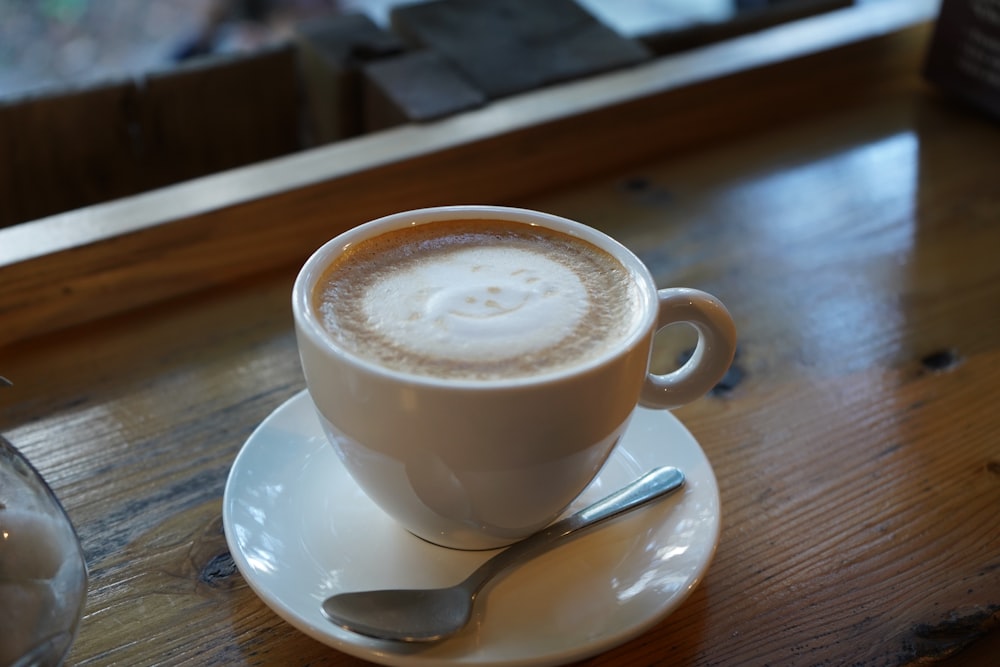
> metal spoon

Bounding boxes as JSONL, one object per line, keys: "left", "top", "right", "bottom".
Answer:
{"left": 321, "top": 466, "right": 685, "bottom": 642}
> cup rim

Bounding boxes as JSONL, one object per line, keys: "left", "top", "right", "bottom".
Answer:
{"left": 292, "top": 205, "right": 659, "bottom": 388}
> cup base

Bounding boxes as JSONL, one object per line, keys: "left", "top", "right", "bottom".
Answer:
{"left": 313, "top": 405, "right": 626, "bottom": 551}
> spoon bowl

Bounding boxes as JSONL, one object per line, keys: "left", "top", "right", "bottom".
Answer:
{"left": 321, "top": 466, "right": 684, "bottom": 642}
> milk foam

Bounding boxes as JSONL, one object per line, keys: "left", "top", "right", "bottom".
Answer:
{"left": 365, "top": 246, "right": 588, "bottom": 362}
{"left": 313, "top": 220, "right": 640, "bottom": 380}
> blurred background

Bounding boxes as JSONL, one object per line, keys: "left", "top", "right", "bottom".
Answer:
{"left": 0, "top": 0, "right": 860, "bottom": 98}
{"left": 0, "top": 0, "right": 874, "bottom": 228}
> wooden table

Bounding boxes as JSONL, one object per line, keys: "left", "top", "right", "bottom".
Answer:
{"left": 1, "top": 1, "right": 998, "bottom": 664}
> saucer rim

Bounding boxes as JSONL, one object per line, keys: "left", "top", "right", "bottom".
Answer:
{"left": 223, "top": 389, "right": 721, "bottom": 667}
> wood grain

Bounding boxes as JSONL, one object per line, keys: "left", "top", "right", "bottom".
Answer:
{"left": 523, "top": 90, "right": 1000, "bottom": 664}
{"left": 1, "top": 1, "right": 997, "bottom": 665}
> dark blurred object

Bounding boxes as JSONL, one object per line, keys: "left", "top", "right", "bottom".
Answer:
{"left": 172, "top": 0, "right": 339, "bottom": 61}
{"left": 172, "top": 0, "right": 242, "bottom": 60}
{"left": 141, "top": 45, "right": 302, "bottom": 187}
{"left": 924, "top": 0, "right": 1000, "bottom": 120}
{"left": 0, "top": 78, "right": 143, "bottom": 227}
{"left": 0, "top": 45, "right": 301, "bottom": 228}
{"left": 295, "top": 12, "right": 405, "bottom": 142}
{"left": 389, "top": 0, "right": 653, "bottom": 100}
{"left": 363, "top": 49, "right": 487, "bottom": 130}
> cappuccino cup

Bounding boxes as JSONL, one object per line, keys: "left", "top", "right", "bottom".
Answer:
{"left": 293, "top": 205, "right": 736, "bottom": 549}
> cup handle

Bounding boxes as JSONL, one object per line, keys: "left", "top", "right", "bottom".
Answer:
{"left": 639, "top": 288, "right": 737, "bottom": 410}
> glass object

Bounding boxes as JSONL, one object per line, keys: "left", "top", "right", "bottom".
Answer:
{"left": 1, "top": 434, "right": 88, "bottom": 667}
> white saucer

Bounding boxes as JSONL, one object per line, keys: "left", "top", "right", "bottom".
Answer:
{"left": 223, "top": 390, "right": 720, "bottom": 667}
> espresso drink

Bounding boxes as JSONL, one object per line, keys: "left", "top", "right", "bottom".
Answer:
{"left": 312, "top": 219, "right": 642, "bottom": 380}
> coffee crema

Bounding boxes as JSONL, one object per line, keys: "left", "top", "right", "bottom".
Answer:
{"left": 311, "top": 218, "right": 642, "bottom": 380}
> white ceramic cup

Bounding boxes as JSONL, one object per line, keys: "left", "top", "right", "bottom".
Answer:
{"left": 293, "top": 206, "right": 736, "bottom": 549}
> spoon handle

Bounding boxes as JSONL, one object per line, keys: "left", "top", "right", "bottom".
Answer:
{"left": 461, "top": 466, "right": 685, "bottom": 595}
